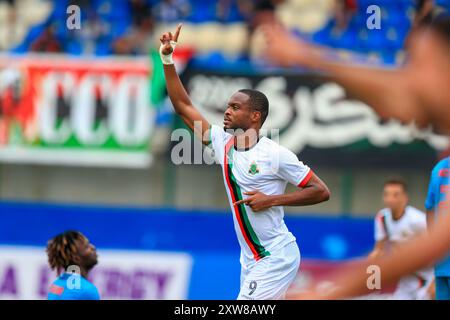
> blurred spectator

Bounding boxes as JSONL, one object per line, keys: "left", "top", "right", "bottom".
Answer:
{"left": 68, "top": 0, "right": 90, "bottom": 8}
{"left": 414, "top": 0, "right": 435, "bottom": 26}
{"left": 68, "top": 4, "right": 109, "bottom": 54}
{"left": 249, "top": 0, "right": 285, "bottom": 28}
{"left": 412, "top": 0, "right": 449, "bottom": 26}
{"left": 29, "top": 25, "right": 62, "bottom": 53}
{"left": 333, "top": 0, "right": 358, "bottom": 32}
{"left": 112, "top": 0, "right": 155, "bottom": 55}
{"left": 0, "top": 0, "right": 16, "bottom": 50}
{"left": 215, "top": 0, "right": 248, "bottom": 23}
{"left": 405, "top": 0, "right": 436, "bottom": 48}
{"left": 152, "top": 0, "right": 191, "bottom": 23}
{"left": 246, "top": 0, "right": 285, "bottom": 59}
{"left": 112, "top": 25, "right": 154, "bottom": 56}
{"left": 130, "top": 0, "right": 153, "bottom": 28}
{"left": 111, "top": 37, "right": 135, "bottom": 55}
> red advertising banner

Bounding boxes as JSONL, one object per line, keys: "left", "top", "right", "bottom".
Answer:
{"left": 0, "top": 54, "right": 155, "bottom": 168}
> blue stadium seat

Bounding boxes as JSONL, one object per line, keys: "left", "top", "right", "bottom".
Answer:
{"left": 207, "top": 51, "right": 227, "bottom": 63}
{"left": 52, "top": 0, "right": 69, "bottom": 20}
{"left": 108, "top": 20, "right": 129, "bottom": 38}
{"left": 95, "top": 0, "right": 130, "bottom": 20}
{"left": 95, "top": 41, "right": 112, "bottom": 56}
{"left": 66, "top": 39, "right": 83, "bottom": 55}
{"left": 380, "top": 50, "right": 397, "bottom": 65}
{"left": 187, "top": 3, "right": 216, "bottom": 23}
{"left": 436, "top": 0, "right": 450, "bottom": 6}
{"left": 384, "top": 27, "right": 406, "bottom": 50}
{"left": 328, "top": 29, "right": 358, "bottom": 50}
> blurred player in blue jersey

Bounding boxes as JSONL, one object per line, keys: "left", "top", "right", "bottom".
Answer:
{"left": 425, "top": 157, "right": 450, "bottom": 300}
{"left": 46, "top": 230, "right": 100, "bottom": 300}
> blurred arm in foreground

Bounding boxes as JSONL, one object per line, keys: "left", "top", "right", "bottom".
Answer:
{"left": 262, "top": 17, "right": 450, "bottom": 134}
{"left": 262, "top": 16, "right": 450, "bottom": 299}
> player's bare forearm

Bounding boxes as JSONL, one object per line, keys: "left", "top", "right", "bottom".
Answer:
{"left": 271, "top": 185, "right": 329, "bottom": 207}
{"left": 294, "top": 48, "right": 421, "bottom": 123}
{"left": 319, "top": 63, "right": 420, "bottom": 122}
{"left": 163, "top": 64, "right": 194, "bottom": 117}
{"left": 263, "top": 24, "right": 423, "bottom": 125}
{"left": 368, "top": 249, "right": 382, "bottom": 260}
{"left": 326, "top": 201, "right": 450, "bottom": 300}
{"left": 234, "top": 174, "right": 329, "bottom": 212}
{"left": 160, "top": 25, "right": 211, "bottom": 144}
{"left": 272, "top": 174, "right": 330, "bottom": 207}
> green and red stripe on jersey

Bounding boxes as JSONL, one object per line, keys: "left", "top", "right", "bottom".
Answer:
{"left": 223, "top": 138, "right": 270, "bottom": 261}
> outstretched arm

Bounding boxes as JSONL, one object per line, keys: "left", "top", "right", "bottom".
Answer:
{"left": 310, "top": 196, "right": 450, "bottom": 300}
{"left": 160, "top": 24, "right": 211, "bottom": 145}
{"left": 262, "top": 25, "right": 425, "bottom": 126}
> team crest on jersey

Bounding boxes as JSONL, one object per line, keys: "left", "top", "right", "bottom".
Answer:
{"left": 248, "top": 161, "right": 260, "bottom": 175}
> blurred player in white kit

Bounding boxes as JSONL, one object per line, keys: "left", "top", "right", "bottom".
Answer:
{"left": 369, "top": 179, "right": 434, "bottom": 300}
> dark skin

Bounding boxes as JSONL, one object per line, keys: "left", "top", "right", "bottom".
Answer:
{"left": 70, "top": 236, "right": 98, "bottom": 278}
{"left": 160, "top": 24, "right": 330, "bottom": 211}
{"left": 223, "top": 92, "right": 261, "bottom": 150}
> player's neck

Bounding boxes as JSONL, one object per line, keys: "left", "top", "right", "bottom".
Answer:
{"left": 59, "top": 267, "right": 89, "bottom": 279}
{"left": 391, "top": 206, "right": 407, "bottom": 221}
{"left": 76, "top": 266, "right": 89, "bottom": 279}
{"left": 233, "top": 129, "right": 260, "bottom": 151}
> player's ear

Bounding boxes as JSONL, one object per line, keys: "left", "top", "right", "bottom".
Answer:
{"left": 252, "top": 110, "right": 261, "bottom": 123}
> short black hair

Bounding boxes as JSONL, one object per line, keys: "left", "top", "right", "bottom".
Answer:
{"left": 384, "top": 178, "right": 408, "bottom": 193}
{"left": 238, "top": 89, "right": 269, "bottom": 126}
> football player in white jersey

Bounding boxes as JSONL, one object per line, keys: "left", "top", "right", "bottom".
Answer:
{"left": 368, "top": 179, "right": 434, "bottom": 300}
{"left": 159, "top": 24, "right": 330, "bottom": 300}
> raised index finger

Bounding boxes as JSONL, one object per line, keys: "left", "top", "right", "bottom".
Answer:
{"left": 173, "top": 23, "right": 182, "bottom": 42}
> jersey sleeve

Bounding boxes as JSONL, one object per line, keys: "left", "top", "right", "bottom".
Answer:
{"left": 374, "top": 212, "right": 387, "bottom": 242}
{"left": 274, "top": 146, "right": 312, "bottom": 187}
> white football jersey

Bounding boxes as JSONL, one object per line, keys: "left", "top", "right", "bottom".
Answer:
{"left": 374, "top": 206, "right": 433, "bottom": 292}
{"left": 374, "top": 206, "right": 427, "bottom": 243}
{"left": 209, "top": 125, "right": 312, "bottom": 267}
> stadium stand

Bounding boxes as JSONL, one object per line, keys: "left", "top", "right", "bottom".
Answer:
{"left": 4, "top": 0, "right": 450, "bottom": 65}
